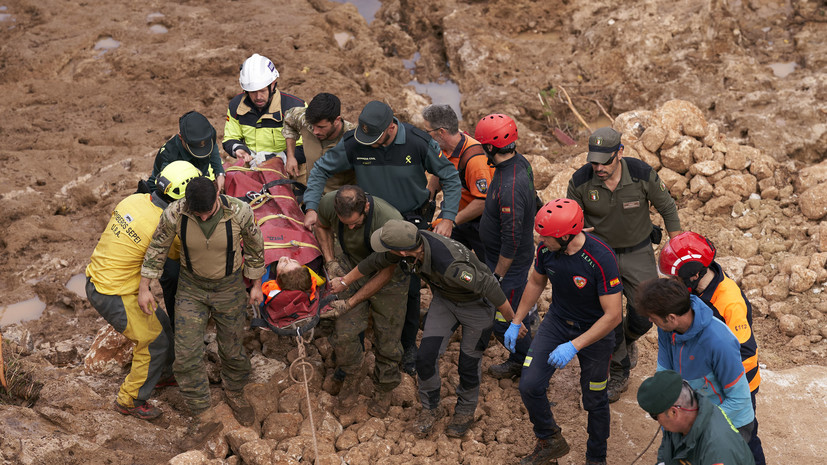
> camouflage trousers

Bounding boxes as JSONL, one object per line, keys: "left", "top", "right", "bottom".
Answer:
{"left": 331, "top": 260, "right": 409, "bottom": 392}
{"left": 174, "top": 268, "right": 251, "bottom": 414}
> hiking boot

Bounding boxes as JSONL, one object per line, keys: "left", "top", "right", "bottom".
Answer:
{"left": 488, "top": 359, "right": 523, "bottom": 379}
{"left": 445, "top": 412, "right": 474, "bottom": 438}
{"left": 628, "top": 341, "right": 639, "bottom": 370}
{"left": 412, "top": 407, "right": 444, "bottom": 436}
{"left": 181, "top": 409, "right": 224, "bottom": 451}
{"left": 586, "top": 460, "right": 606, "bottom": 465}
{"left": 225, "top": 389, "right": 255, "bottom": 427}
{"left": 336, "top": 376, "right": 362, "bottom": 411}
{"left": 114, "top": 401, "right": 162, "bottom": 420}
{"left": 367, "top": 390, "right": 392, "bottom": 418}
{"left": 401, "top": 346, "right": 417, "bottom": 377}
{"left": 607, "top": 374, "right": 629, "bottom": 403}
{"left": 520, "top": 433, "right": 570, "bottom": 465}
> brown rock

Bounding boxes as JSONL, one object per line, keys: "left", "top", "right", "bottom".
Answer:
{"left": 789, "top": 334, "right": 811, "bottom": 348}
{"left": 238, "top": 439, "right": 278, "bottom": 465}
{"left": 313, "top": 337, "right": 333, "bottom": 360}
{"left": 718, "top": 257, "right": 748, "bottom": 284}
{"left": 703, "top": 193, "right": 740, "bottom": 215}
{"left": 790, "top": 265, "right": 817, "bottom": 293}
{"left": 714, "top": 173, "right": 758, "bottom": 200}
{"left": 809, "top": 253, "right": 827, "bottom": 272}
{"left": 525, "top": 155, "right": 555, "bottom": 191}
{"left": 723, "top": 142, "right": 752, "bottom": 170}
{"left": 731, "top": 237, "right": 759, "bottom": 258}
{"left": 641, "top": 126, "right": 666, "bottom": 152}
{"left": 795, "top": 160, "right": 827, "bottom": 192}
{"left": 262, "top": 412, "right": 302, "bottom": 441}
{"left": 750, "top": 297, "right": 769, "bottom": 317}
{"left": 411, "top": 439, "right": 438, "bottom": 457}
{"left": 83, "top": 325, "right": 133, "bottom": 375}
{"left": 799, "top": 186, "right": 827, "bottom": 220}
{"left": 657, "top": 167, "right": 687, "bottom": 198}
{"left": 749, "top": 153, "right": 778, "bottom": 181}
{"left": 226, "top": 427, "right": 260, "bottom": 456}
{"left": 662, "top": 128, "right": 682, "bottom": 150}
{"left": 657, "top": 99, "right": 708, "bottom": 138}
{"left": 764, "top": 274, "right": 790, "bottom": 301}
{"left": 690, "top": 160, "right": 723, "bottom": 176}
{"left": 661, "top": 136, "right": 701, "bottom": 174}
{"left": 168, "top": 450, "right": 209, "bottom": 465}
{"left": 693, "top": 146, "right": 715, "bottom": 163}
{"left": 613, "top": 110, "right": 656, "bottom": 140}
{"left": 820, "top": 222, "right": 827, "bottom": 253}
{"left": 735, "top": 213, "right": 760, "bottom": 230}
{"left": 335, "top": 427, "right": 359, "bottom": 451}
{"left": 689, "top": 175, "right": 714, "bottom": 201}
{"left": 270, "top": 450, "right": 300, "bottom": 465}
{"left": 702, "top": 122, "right": 721, "bottom": 147}
{"left": 632, "top": 142, "right": 662, "bottom": 170}
{"left": 245, "top": 382, "right": 279, "bottom": 424}
{"left": 778, "top": 314, "right": 804, "bottom": 336}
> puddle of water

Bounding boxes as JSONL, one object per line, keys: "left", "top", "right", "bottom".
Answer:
{"left": 149, "top": 24, "right": 168, "bottom": 34}
{"left": 768, "top": 62, "right": 797, "bottom": 78}
{"left": 65, "top": 273, "right": 87, "bottom": 298}
{"left": 0, "top": 13, "right": 12, "bottom": 22}
{"left": 402, "top": 52, "right": 420, "bottom": 75}
{"left": 146, "top": 12, "right": 164, "bottom": 22}
{"left": 407, "top": 79, "right": 463, "bottom": 120}
{"left": 94, "top": 37, "right": 121, "bottom": 57}
{"left": 333, "top": 32, "right": 353, "bottom": 48}
{"left": 331, "top": 0, "right": 381, "bottom": 24}
{"left": 0, "top": 297, "right": 46, "bottom": 326}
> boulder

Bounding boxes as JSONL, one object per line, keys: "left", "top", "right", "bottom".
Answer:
{"left": 631, "top": 142, "right": 661, "bottom": 170}
{"left": 749, "top": 152, "right": 778, "bottom": 181}
{"left": 820, "top": 221, "right": 827, "bottom": 253}
{"left": 83, "top": 325, "right": 133, "bottom": 375}
{"left": 262, "top": 412, "right": 303, "bottom": 441}
{"left": 660, "top": 136, "right": 701, "bottom": 174}
{"left": 525, "top": 155, "right": 555, "bottom": 191}
{"left": 723, "top": 142, "right": 754, "bottom": 170}
{"left": 640, "top": 126, "right": 666, "bottom": 152}
{"left": 169, "top": 450, "right": 209, "bottom": 465}
{"left": 238, "top": 439, "right": 278, "bottom": 465}
{"left": 657, "top": 167, "right": 687, "bottom": 198}
{"left": 778, "top": 314, "right": 804, "bottom": 337}
{"left": 789, "top": 265, "right": 817, "bottom": 293}
{"left": 689, "top": 160, "right": 723, "bottom": 176}
{"left": 714, "top": 173, "right": 758, "bottom": 200}
{"left": 226, "top": 427, "right": 261, "bottom": 456}
{"left": 717, "top": 257, "right": 748, "bottom": 284}
{"left": 693, "top": 146, "right": 715, "bottom": 163}
{"left": 763, "top": 274, "right": 790, "bottom": 301}
{"left": 799, "top": 186, "right": 827, "bottom": 220}
{"left": 689, "top": 175, "right": 714, "bottom": 201}
{"left": 795, "top": 160, "right": 827, "bottom": 191}
{"left": 656, "top": 99, "right": 708, "bottom": 138}
{"left": 702, "top": 122, "right": 722, "bottom": 147}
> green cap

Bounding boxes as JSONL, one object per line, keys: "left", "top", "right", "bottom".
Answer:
{"left": 637, "top": 370, "right": 683, "bottom": 416}
{"left": 370, "top": 219, "right": 421, "bottom": 252}
{"left": 355, "top": 100, "right": 393, "bottom": 145}
{"left": 587, "top": 127, "right": 622, "bottom": 164}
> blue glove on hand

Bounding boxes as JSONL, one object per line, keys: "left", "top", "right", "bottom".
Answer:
{"left": 504, "top": 322, "right": 521, "bottom": 352}
{"left": 547, "top": 341, "right": 578, "bottom": 368}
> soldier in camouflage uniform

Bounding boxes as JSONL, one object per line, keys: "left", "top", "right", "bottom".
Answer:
{"left": 331, "top": 220, "right": 524, "bottom": 438}
{"left": 139, "top": 177, "right": 265, "bottom": 426}
{"left": 314, "top": 185, "right": 409, "bottom": 418}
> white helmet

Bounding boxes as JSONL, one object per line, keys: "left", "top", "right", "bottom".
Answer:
{"left": 239, "top": 53, "right": 279, "bottom": 92}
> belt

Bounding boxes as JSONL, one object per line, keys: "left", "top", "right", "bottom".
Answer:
{"left": 613, "top": 237, "right": 651, "bottom": 255}
{"left": 557, "top": 315, "right": 589, "bottom": 330}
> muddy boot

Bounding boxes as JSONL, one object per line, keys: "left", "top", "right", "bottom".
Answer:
{"left": 335, "top": 376, "right": 361, "bottom": 413}
{"left": 628, "top": 341, "right": 639, "bottom": 370}
{"left": 225, "top": 389, "right": 255, "bottom": 427}
{"left": 114, "top": 400, "right": 162, "bottom": 420}
{"left": 325, "top": 369, "right": 346, "bottom": 396}
{"left": 367, "top": 389, "right": 391, "bottom": 418}
{"left": 412, "top": 407, "right": 444, "bottom": 436}
{"left": 488, "top": 359, "right": 523, "bottom": 379}
{"left": 401, "top": 346, "right": 417, "bottom": 377}
{"left": 520, "top": 432, "right": 570, "bottom": 465}
{"left": 606, "top": 373, "right": 630, "bottom": 403}
{"left": 445, "top": 411, "right": 474, "bottom": 438}
{"left": 181, "top": 409, "right": 224, "bottom": 451}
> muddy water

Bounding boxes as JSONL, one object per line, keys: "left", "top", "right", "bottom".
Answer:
{"left": 408, "top": 79, "right": 463, "bottom": 120}
{"left": 65, "top": 273, "right": 87, "bottom": 298}
{"left": 0, "top": 298, "right": 46, "bottom": 326}
{"left": 331, "top": 0, "right": 381, "bottom": 24}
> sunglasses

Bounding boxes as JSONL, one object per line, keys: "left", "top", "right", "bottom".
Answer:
{"left": 591, "top": 151, "right": 618, "bottom": 166}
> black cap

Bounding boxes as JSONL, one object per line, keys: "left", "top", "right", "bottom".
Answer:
{"left": 355, "top": 101, "right": 393, "bottom": 145}
{"left": 179, "top": 111, "right": 216, "bottom": 159}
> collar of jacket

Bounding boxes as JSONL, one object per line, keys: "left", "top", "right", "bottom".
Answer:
{"left": 237, "top": 90, "right": 284, "bottom": 119}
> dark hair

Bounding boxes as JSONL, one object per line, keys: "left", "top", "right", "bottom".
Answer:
{"left": 185, "top": 176, "right": 217, "bottom": 214}
{"left": 277, "top": 267, "right": 312, "bottom": 292}
{"left": 306, "top": 93, "right": 341, "bottom": 126}
{"left": 334, "top": 185, "right": 367, "bottom": 218}
{"left": 422, "top": 104, "right": 459, "bottom": 134}
{"left": 636, "top": 277, "right": 691, "bottom": 320}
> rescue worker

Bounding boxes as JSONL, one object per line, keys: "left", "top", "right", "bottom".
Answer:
{"left": 509, "top": 199, "right": 622, "bottom": 465}
{"left": 138, "top": 176, "right": 265, "bottom": 427}
{"left": 302, "top": 100, "right": 462, "bottom": 377}
{"left": 659, "top": 232, "right": 765, "bottom": 464}
{"left": 422, "top": 103, "right": 492, "bottom": 262}
{"left": 86, "top": 160, "right": 201, "bottom": 420}
{"left": 314, "top": 185, "right": 408, "bottom": 418}
{"left": 567, "top": 126, "right": 682, "bottom": 402}
{"left": 282, "top": 92, "right": 356, "bottom": 189}
{"left": 638, "top": 370, "right": 756, "bottom": 465}
{"left": 222, "top": 53, "right": 306, "bottom": 169}
{"left": 330, "top": 220, "right": 523, "bottom": 438}
{"left": 636, "top": 277, "right": 755, "bottom": 442}
{"left": 147, "top": 111, "right": 226, "bottom": 193}
{"left": 475, "top": 113, "right": 538, "bottom": 379}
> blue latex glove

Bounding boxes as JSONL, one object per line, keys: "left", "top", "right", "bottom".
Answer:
{"left": 547, "top": 341, "right": 578, "bottom": 368}
{"left": 504, "top": 322, "right": 521, "bottom": 352}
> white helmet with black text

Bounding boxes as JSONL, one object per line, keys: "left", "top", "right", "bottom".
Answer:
{"left": 239, "top": 53, "right": 279, "bottom": 92}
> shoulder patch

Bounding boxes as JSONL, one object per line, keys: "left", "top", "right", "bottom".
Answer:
{"left": 573, "top": 276, "right": 587, "bottom": 288}
{"left": 501, "top": 206, "right": 511, "bottom": 214}
{"left": 610, "top": 277, "right": 620, "bottom": 287}
{"left": 460, "top": 270, "right": 473, "bottom": 283}
{"left": 475, "top": 178, "right": 488, "bottom": 193}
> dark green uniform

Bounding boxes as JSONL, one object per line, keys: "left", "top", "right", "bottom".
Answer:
{"left": 142, "top": 195, "right": 265, "bottom": 414}
{"left": 567, "top": 157, "right": 681, "bottom": 381}
{"left": 317, "top": 192, "right": 409, "bottom": 391}
{"left": 358, "top": 232, "right": 505, "bottom": 414}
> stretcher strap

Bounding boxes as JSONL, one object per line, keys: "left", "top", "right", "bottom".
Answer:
{"left": 258, "top": 213, "right": 305, "bottom": 227}
{"left": 264, "top": 241, "right": 321, "bottom": 252}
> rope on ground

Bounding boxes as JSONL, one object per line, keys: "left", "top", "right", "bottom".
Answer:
{"left": 289, "top": 328, "right": 320, "bottom": 464}
{"left": 629, "top": 425, "right": 661, "bottom": 465}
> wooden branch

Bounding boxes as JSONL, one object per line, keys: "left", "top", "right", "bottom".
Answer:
{"left": 592, "top": 99, "right": 614, "bottom": 125}
{"left": 558, "top": 85, "right": 591, "bottom": 132}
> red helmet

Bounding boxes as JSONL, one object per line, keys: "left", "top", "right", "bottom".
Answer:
{"left": 658, "top": 232, "right": 716, "bottom": 278}
{"left": 474, "top": 114, "right": 518, "bottom": 148}
{"left": 535, "top": 199, "right": 584, "bottom": 238}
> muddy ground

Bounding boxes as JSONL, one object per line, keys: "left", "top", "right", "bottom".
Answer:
{"left": 1, "top": 0, "right": 826, "bottom": 463}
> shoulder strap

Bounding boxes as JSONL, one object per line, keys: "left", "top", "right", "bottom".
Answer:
{"left": 180, "top": 215, "right": 193, "bottom": 273}
{"left": 220, "top": 195, "right": 234, "bottom": 277}
{"left": 337, "top": 194, "right": 375, "bottom": 259}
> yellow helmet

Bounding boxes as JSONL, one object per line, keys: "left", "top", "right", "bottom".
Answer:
{"left": 157, "top": 160, "right": 202, "bottom": 200}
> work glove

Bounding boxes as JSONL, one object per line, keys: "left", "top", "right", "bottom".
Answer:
{"left": 324, "top": 260, "right": 347, "bottom": 279}
{"left": 504, "top": 322, "right": 521, "bottom": 352}
{"left": 321, "top": 299, "right": 351, "bottom": 319}
{"left": 547, "top": 341, "right": 578, "bottom": 368}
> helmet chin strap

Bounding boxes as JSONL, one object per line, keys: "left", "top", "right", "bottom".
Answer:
{"left": 684, "top": 268, "right": 708, "bottom": 293}
{"left": 552, "top": 235, "right": 574, "bottom": 255}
